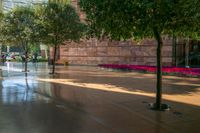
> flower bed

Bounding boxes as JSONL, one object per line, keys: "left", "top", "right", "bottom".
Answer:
{"left": 98, "top": 64, "right": 200, "bottom": 77}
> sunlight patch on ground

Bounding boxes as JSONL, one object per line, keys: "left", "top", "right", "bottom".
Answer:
{"left": 37, "top": 78, "right": 200, "bottom": 106}
{"left": 173, "top": 82, "right": 200, "bottom": 87}
{"left": 37, "top": 78, "right": 154, "bottom": 96}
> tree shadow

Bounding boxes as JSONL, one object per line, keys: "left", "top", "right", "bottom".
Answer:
{"left": 35, "top": 79, "right": 200, "bottom": 133}
{"left": 54, "top": 68, "right": 200, "bottom": 95}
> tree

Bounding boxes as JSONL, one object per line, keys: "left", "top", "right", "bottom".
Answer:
{"left": 0, "top": 10, "right": 3, "bottom": 56}
{"left": 80, "top": 0, "right": 200, "bottom": 110}
{"left": 38, "top": 2, "right": 85, "bottom": 74}
{"left": 173, "top": 0, "right": 200, "bottom": 67}
{"left": 0, "top": 6, "right": 39, "bottom": 72}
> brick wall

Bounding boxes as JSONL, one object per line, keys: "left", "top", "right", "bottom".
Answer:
{"left": 58, "top": 38, "right": 173, "bottom": 66}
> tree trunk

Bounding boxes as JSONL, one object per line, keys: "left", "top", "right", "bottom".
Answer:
{"left": 22, "top": 42, "right": 28, "bottom": 73}
{"left": 172, "top": 35, "right": 177, "bottom": 66}
{"left": 52, "top": 44, "right": 57, "bottom": 74}
{"left": 185, "top": 38, "right": 190, "bottom": 67}
{"left": 154, "top": 29, "right": 163, "bottom": 110}
{"left": 24, "top": 50, "right": 28, "bottom": 73}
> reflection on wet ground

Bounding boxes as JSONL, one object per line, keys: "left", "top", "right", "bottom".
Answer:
{"left": 0, "top": 62, "right": 200, "bottom": 133}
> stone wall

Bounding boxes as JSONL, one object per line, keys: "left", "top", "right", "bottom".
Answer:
{"left": 58, "top": 38, "right": 173, "bottom": 66}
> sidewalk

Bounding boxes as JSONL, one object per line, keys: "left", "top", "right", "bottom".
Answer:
{"left": 0, "top": 62, "right": 200, "bottom": 133}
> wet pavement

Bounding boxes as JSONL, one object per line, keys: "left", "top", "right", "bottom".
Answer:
{"left": 0, "top": 62, "right": 200, "bottom": 133}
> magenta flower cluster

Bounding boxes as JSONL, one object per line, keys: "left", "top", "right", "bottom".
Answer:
{"left": 98, "top": 64, "right": 200, "bottom": 76}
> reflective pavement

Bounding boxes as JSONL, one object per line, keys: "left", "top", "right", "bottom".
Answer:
{"left": 0, "top": 62, "right": 200, "bottom": 133}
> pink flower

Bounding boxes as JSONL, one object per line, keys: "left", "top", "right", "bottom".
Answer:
{"left": 98, "top": 64, "right": 200, "bottom": 76}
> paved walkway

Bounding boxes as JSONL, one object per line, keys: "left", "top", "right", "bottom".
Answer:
{"left": 0, "top": 62, "right": 200, "bottom": 133}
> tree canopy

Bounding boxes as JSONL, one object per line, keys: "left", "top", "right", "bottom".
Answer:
{"left": 0, "top": 6, "right": 38, "bottom": 47}
{"left": 39, "top": 3, "right": 85, "bottom": 45}
{"left": 173, "top": 0, "right": 200, "bottom": 39}
{"left": 48, "top": 0, "right": 71, "bottom": 4}
{"left": 80, "top": 0, "right": 200, "bottom": 40}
